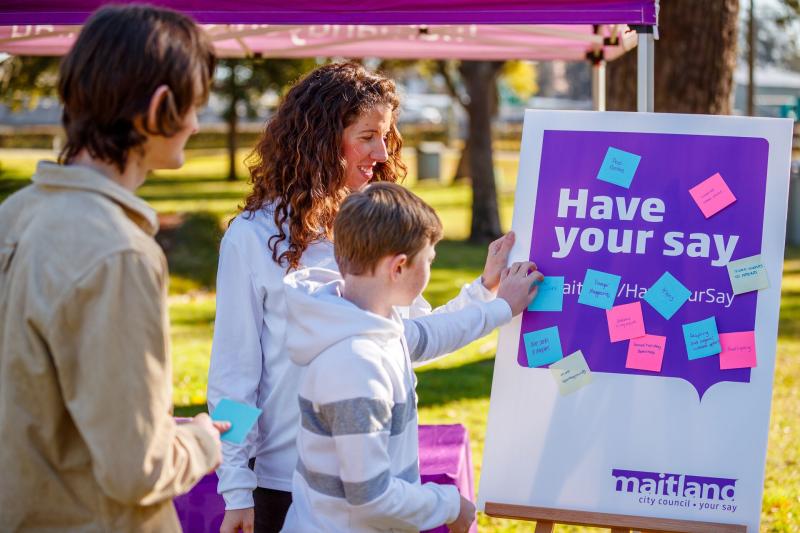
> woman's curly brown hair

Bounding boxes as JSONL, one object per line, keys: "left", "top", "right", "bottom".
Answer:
{"left": 242, "top": 62, "right": 407, "bottom": 271}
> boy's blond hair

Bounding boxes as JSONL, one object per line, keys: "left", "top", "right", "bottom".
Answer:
{"left": 334, "top": 182, "right": 443, "bottom": 275}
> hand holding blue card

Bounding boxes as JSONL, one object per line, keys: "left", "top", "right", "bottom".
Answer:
{"left": 211, "top": 398, "right": 262, "bottom": 444}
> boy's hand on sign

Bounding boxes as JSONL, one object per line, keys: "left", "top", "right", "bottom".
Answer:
{"left": 190, "top": 413, "right": 224, "bottom": 469}
{"left": 447, "top": 495, "right": 476, "bottom": 533}
{"left": 497, "top": 261, "right": 543, "bottom": 316}
{"left": 480, "top": 231, "right": 516, "bottom": 292}
{"left": 220, "top": 508, "right": 255, "bottom": 533}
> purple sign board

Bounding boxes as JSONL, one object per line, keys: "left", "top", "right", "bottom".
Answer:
{"left": 516, "top": 130, "right": 768, "bottom": 399}
{"left": 480, "top": 111, "right": 793, "bottom": 531}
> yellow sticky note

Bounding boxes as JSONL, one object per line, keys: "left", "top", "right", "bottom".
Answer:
{"left": 549, "top": 350, "right": 592, "bottom": 395}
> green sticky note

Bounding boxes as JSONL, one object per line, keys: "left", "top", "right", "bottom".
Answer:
{"left": 727, "top": 254, "right": 769, "bottom": 295}
{"left": 549, "top": 350, "right": 592, "bottom": 395}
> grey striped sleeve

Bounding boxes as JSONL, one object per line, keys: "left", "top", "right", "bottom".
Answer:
{"left": 397, "top": 459, "right": 420, "bottom": 484}
{"left": 299, "top": 392, "right": 416, "bottom": 437}
{"left": 409, "top": 320, "right": 429, "bottom": 362}
{"left": 297, "top": 457, "right": 421, "bottom": 505}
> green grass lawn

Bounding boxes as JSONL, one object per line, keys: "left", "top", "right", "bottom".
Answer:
{"left": 1, "top": 148, "right": 798, "bottom": 531}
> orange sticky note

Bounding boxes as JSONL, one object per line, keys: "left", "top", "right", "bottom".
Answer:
{"left": 626, "top": 334, "right": 667, "bottom": 372}
{"left": 719, "top": 331, "right": 757, "bottom": 370}
{"left": 606, "top": 301, "right": 646, "bottom": 342}
{"left": 689, "top": 172, "right": 736, "bottom": 218}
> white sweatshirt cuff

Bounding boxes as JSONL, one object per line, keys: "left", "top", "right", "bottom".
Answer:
{"left": 222, "top": 488, "right": 255, "bottom": 510}
{"left": 486, "top": 297, "right": 513, "bottom": 326}
{"left": 466, "top": 276, "right": 495, "bottom": 302}
{"left": 443, "top": 485, "right": 462, "bottom": 524}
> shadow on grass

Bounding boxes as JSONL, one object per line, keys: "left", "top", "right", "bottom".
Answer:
{"left": 157, "top": 211, "right": 223, "bottom": 292}
{"left": 416, "top": 357, "right": 494, "bottom": 408}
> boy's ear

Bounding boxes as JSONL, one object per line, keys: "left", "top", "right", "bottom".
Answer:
{"left": 144, "top": 84, "right": 171, "bottom": 132}
{"left": 388, "top": 253, "right": 408, "bottom": 280}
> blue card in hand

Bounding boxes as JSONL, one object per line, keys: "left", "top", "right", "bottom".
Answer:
{"left": 211, "top": 398, "right": 262, "bottom": 444}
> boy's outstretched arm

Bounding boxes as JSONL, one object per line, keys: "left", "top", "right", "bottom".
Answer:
{"left": 404, "top": 261, "right": 542, "bottom": 364}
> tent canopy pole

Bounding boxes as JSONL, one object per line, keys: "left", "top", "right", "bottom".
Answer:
{"left": 636, "top": 26, "right": 654, "bottom": 112}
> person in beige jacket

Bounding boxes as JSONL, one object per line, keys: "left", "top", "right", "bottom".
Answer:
{"left": 0, "top": 5, "right": 228, "bottom": 531}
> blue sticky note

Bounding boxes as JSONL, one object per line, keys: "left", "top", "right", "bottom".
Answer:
{"left": 578, "top": 269, "right": 621, "bottom": 310}
{"left": 596, "top": 147, "right": 642, "bottom": 189}
{"left": 211, "top": 398, "right": 262, "bottom": 444}
{"left": 682, "top": 316, "right": 721, "bottom": 360}
{"left": 643, "top": 271, "right": 692, "bottom": 320}
{"left": 528, "top": 276, "right": 564, "bottom": 312}
{"left": 523, "top": 326, "right": 564, "bottom": 367}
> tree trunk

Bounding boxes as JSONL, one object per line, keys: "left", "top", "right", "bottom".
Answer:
{"left": 453, "top": 135, "right": 471, "bottom": 181}
{"left": 607, "top": 0, "right": 739, "bottom": 113}
{"left": 459, "top": 60, "right": 504, "bottom": 243}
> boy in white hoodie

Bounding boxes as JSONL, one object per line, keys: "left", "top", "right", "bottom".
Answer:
{"left": 281, "top": 183, "right": 542, "bottom": 532}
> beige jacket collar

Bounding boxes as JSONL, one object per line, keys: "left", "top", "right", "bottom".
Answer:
{"left": 31, "top": 161, "right": 159, "bottom": 236}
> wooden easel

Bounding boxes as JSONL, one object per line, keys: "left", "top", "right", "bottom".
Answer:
{"left": 485, "top": 502, "right": 747, "bottom": 533}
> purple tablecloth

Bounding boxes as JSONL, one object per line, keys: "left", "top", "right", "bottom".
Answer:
{"left": 174, "top": 423, "right": 475, "bottom": 532}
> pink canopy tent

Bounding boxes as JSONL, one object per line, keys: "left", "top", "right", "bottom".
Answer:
{"left": 0, "top": 1, "right": 659, "bottom": 110}
{"left": 0, "top": 24, "right": 637, "bottom": 61}
{"left": 0, "top": 1, "right": 657, "bottom": 25}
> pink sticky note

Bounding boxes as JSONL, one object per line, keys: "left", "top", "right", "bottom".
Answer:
{"left": 626, "top": 335, "right": 667, "bottom": 372}
{"left": 606, "top": 302, "right": 646, "bottom": 342}
{"left": 689, "top": 172, "right": 736, "bottom": 218}
{"left": 719, "top": 331, "right": 757, "bottom": 370}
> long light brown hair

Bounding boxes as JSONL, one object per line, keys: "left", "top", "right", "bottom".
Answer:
{"left": 243, "top": 62, "right": 407, "bottom": 271}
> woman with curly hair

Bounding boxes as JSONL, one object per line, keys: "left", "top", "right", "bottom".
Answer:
{"left": 208, "top": 62, "right": 515, "bottom": 533}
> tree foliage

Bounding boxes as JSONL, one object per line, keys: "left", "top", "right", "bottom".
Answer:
{"left": 0, "top": 56, "right": 60, "bottom": 111}
{"left": 208, "top": 57, "right": 317, "bottom": 180}
{"left": 742, "top": 0, "right": 800, "bottom": 69}
{"left": 501, "top": 60, "right": 538, "bottom": 103}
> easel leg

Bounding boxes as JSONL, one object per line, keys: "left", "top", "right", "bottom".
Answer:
{"left": 534, "top": 520, "right": 555, "bottom": 533}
